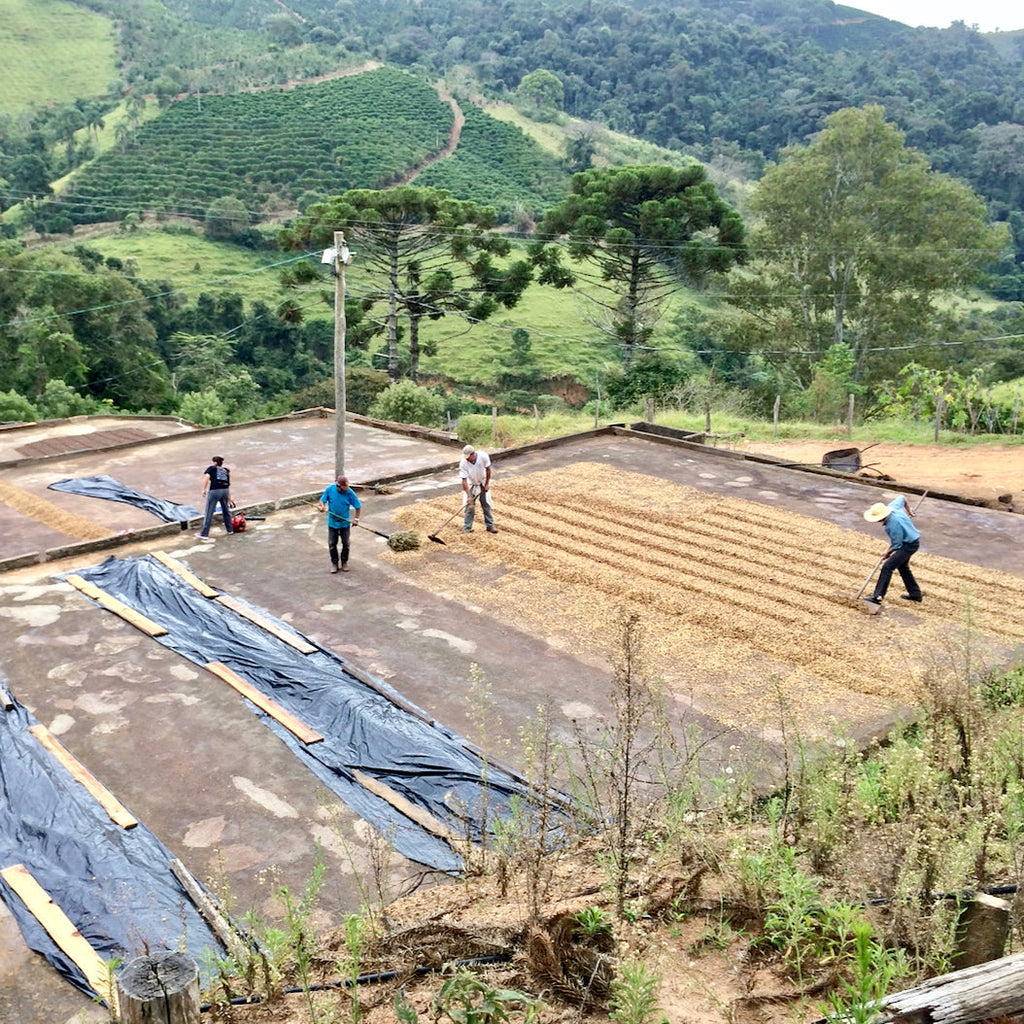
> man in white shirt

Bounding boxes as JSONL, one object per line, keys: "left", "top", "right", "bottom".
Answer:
{"left": 459, "top": 444, "right": 497, "bottom": 534}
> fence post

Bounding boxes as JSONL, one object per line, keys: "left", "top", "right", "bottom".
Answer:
{"left": 847, "top": 393, "right": 855, "bottom": 439}
{"left": 772, "top": 395, "right": 780, "bottom": 438}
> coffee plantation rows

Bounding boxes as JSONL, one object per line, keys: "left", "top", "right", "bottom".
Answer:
{"left": 43, "top": 68, "right": 453, "bottom": 226}
{"left": 416, "top": 105, "right": 569, "bottom": 219}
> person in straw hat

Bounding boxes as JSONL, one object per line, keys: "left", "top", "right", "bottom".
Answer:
{"left": 863, "top": 494, "right": 921, "bottom": 607}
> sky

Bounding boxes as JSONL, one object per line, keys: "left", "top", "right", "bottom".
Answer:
{"left": 849, "top": 0, "right": 1023, "bottom": 32}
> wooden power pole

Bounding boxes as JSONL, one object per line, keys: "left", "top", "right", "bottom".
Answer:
{"left": 331, "top": 230, "right": 353, "bottom": 478}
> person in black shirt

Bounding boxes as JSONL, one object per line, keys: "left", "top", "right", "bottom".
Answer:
{"left": 197, "top": 455, "right": 234, "bottom": 538}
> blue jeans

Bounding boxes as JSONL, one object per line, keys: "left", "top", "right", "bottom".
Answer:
{"left": 463, "top": 489, "right": 494, "bottom": 531}
{"left": 873, "top": 540, "right": 920, "bottom": 600}
{"left": 200, "top": 488, "right": 233, "bottom": 536}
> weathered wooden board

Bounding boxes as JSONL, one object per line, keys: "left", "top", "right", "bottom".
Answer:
{"left": 0, "top": 864, "right": 119, "bottom": 1015}
{"left": 214, "top": 594, "right": 317, "bottom": 654}
{"left": 203, "top": 661, "right": 323, "bottom": 744}
{"left": 27, "top": 724, "right": 138, "bottom": 829}
{"left": 151, "top": 551, "right": 219, "bottom": 598}
{"left": 63, "top": 574, "right": 167, "bottom": 637}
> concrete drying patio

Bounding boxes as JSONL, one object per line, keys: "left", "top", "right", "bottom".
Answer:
{"left": 1, "top": 414, "right": 1022, "bottom": 1023}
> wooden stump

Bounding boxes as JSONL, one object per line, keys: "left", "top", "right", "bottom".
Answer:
{"left": 116, "top": 951, "right": 200, "bottom": 1024}
{"left": 952, "top": 892, "right": 1011, "bottom": 970}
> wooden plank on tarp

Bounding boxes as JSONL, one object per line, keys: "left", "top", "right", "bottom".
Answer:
{"left": 63, "top": 574, "right": 167, "bottom": 637}
{"left": 203, "top": 661, "right": 323, "bottom": 745}
{"left": 214, "top": 594, "right": 317, "bottom": 654}
{"left": 151, "top": 551, "right": 219, "bottom": 598}
{"left": 351, "top": 768, "right": 486, "bottom": 868}
{"left": 27, "top": 725, "right": 138, "bottom": 829}
{"left": 0, "top": 864, "right": 119, "bottom": 1015}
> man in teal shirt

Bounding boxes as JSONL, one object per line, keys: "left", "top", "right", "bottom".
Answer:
{"left": 863, "top": 495, "right": 921, "bottom": 606}
{"left": 318, "top": 475, "right": 361, "bottom": 573}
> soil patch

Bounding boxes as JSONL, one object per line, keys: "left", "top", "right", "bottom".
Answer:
{"left": 740, "top": 439, "right": 1024, "bottom": 509}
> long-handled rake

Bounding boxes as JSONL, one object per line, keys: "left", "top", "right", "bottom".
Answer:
{"left": 428, "top": 486, "right": 479, "bottom": 545}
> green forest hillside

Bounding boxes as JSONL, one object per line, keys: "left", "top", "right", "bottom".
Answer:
{"left": 0, "top": 0, "right": 1022, "bottom": 439}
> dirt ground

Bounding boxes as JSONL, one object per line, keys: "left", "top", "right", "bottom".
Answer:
{"left": 203, "top": 439, "right": 1024, "bottom": 1024}
{"left": 739, "top": 439, "right": 1024, "bottom": 510}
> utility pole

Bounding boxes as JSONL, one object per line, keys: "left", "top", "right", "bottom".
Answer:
{"left": 329, "top": 230, "right": 353, "bottom": 478}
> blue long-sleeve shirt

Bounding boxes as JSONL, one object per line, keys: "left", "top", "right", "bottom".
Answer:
{"left": 884, "top": 495, "right": 920, "bottom": 549}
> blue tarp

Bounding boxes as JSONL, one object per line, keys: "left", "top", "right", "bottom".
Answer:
{"left": 0, "top": 692, "right": 222, "bottom": 1003}
{"left": 68, "top": 555, "right": 573, "bottom": 874}
{"left": 49, "top": 475, "right": 199, "bottom": 523}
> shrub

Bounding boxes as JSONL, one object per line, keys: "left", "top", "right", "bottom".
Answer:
{"left": 0, "top": 389, "right": 39, "bottom": 423}
{"left": 36, "top": 379, "right": 102, "bottom": 419}
{"left": 369, "top": 380, "right": 445, "bottom": 428}
{"left": 178, "top": 389, "right": 229, "bottom": 426}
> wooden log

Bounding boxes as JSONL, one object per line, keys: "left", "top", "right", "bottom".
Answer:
{"left": 151, "top": 551, "right": 219, "bottom": 598}
{"left": 214, "top": 594, "right": 317, "bottom": 653}
{"left": 878, "top": 949, "right": 1024, "bottom": 1024}
{"left": 168, "top": 858, "right": 245, "bottom": 960}
{"left": 952, "top": 892, "right": 1011, "bottom": 969}
{"left": 63, "top": 574, "right": 168, "bottom": 637}
{"left": 203, "top": 661, "right": 323, "bottom": 744}
{"left": 117, "top": 951, "right": 200, "bottom": 1024}
{"left": 27, "top": 724, "right": 138, "bottom": 829}
{"left": 0, "top": 864, "right": 119, "bottom": 1015}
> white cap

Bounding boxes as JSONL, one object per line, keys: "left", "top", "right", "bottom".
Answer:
{"left": 462, "top": 444, "right": 475, "bottom": 456}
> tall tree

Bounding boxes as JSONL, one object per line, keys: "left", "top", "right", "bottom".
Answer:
{"left": 283, "top": 186, "right": 532, "bottom": 381}
{"left": 530, "top": 164, "right": 746, "bottom": 365}
{"left": 726, "top": 105, "right": 1007, "bottom": 383}
{"left": 0, "top": 244, "right": 173, "bottom": 410}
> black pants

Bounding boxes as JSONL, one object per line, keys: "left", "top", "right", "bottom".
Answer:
{"left": 327, "top": 525, "right": 351, "bottom": 568}
{"left": 873, "top": 539, "right": 920, "bottom": 601}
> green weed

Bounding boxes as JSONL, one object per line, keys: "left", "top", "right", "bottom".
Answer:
{"left": 608, "top": 959, "right": 668, "bottom": 1024}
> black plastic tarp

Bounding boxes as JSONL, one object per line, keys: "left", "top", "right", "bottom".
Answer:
{"left": 68, "top": 556, "right": 573, "bottom": 873}
{"left": 0, "top": 698, "right": 222, "bottom": 1003}
{"left": 49, "top": 475, "right": 199, "bottom": 523}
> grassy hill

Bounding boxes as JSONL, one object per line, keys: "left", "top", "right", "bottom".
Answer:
{"left": 0, "top": 0, "right": 117, "bottom": 112}
{"left": 74, "top": 230, "right": 305, "bottom": 312}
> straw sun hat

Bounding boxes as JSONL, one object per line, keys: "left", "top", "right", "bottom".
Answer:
{"left": 863, "top": 502, "right": 891, "bottom": 523}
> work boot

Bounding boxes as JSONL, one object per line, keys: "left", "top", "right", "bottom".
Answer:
{"left": 330, "top": 565, "right": 339, "bottom": 574}
{"left": 900, "top": 594, "right": 922, "bottom": 602}
{"left": 486, "top": 526, "right": 498, "bottom": 533}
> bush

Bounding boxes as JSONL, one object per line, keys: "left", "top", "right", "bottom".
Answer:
{"left": 0, "top": 389, "right": 39, "bottom": 423}
{"left": 36, "top": 379, "right": 102, "bottom": 419}
{"left": 369, "top": 380, "right": 446, "bottom": 428}
{"left": 178, "top": 389, "right": 229, "bottom": 426}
